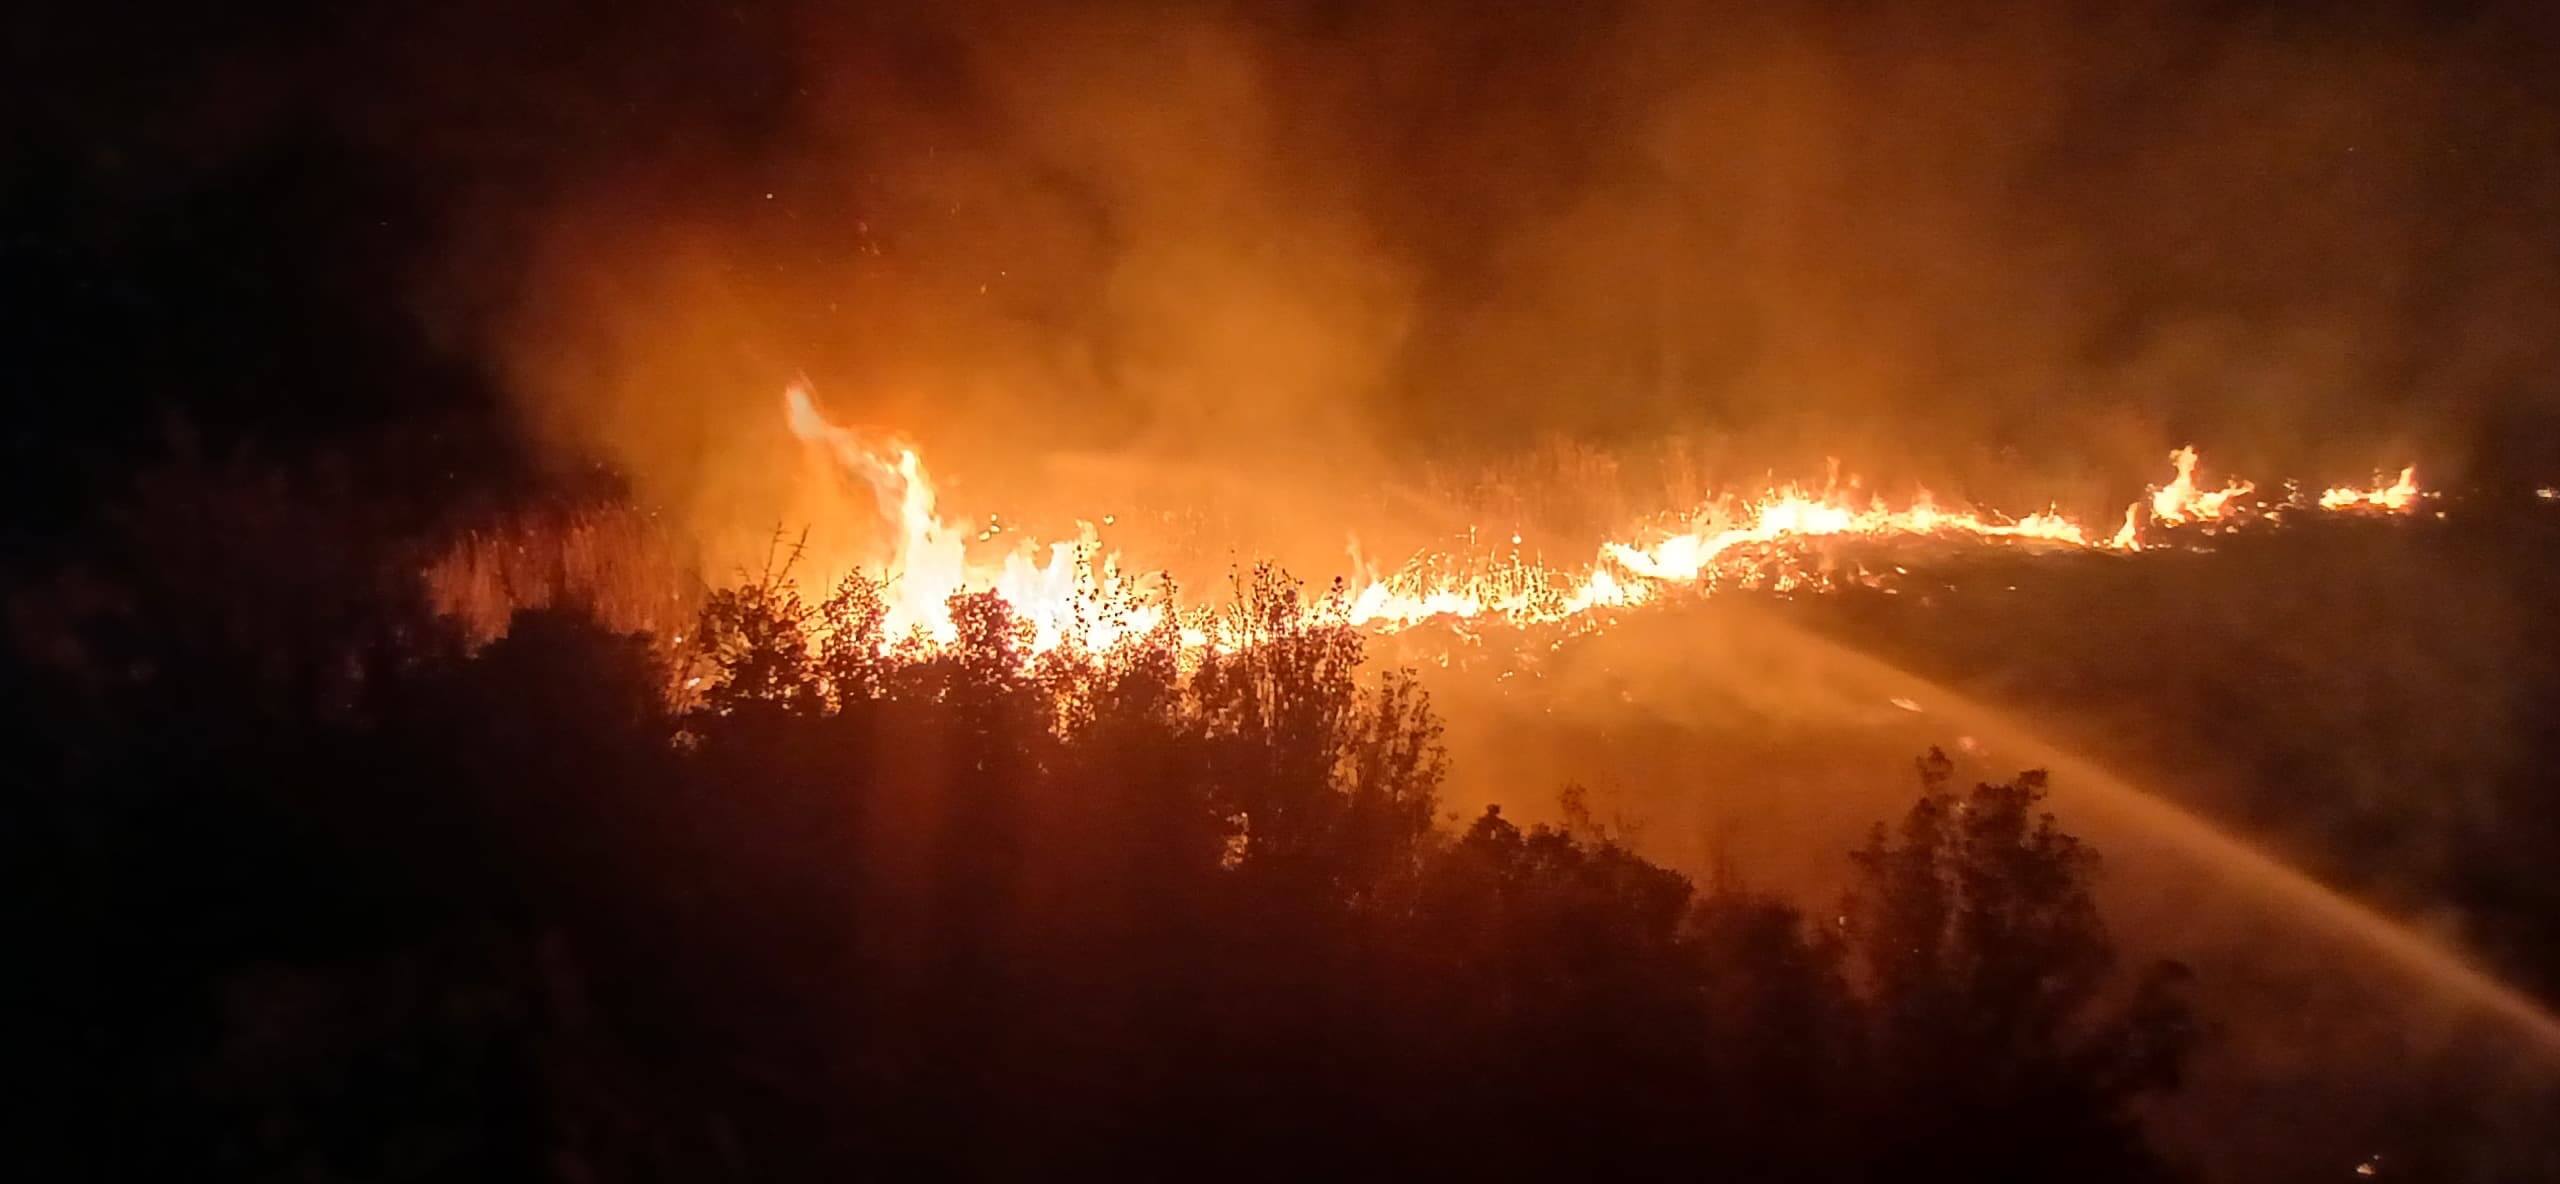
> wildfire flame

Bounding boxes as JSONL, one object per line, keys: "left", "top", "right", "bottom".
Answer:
{"left": 2318, "top": 466, "right": 2421, "bottom": 512}
{"left": 784, "top": 385, "right": 1174, "bottom": 651}
{"left": 781, "top": 384, "right": 2423, "bottom": 657}
{"left": 2148, "top": 445, "right": 2254, "bottom": 525}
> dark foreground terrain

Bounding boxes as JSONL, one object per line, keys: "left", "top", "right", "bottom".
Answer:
{"left": 5, "top": 478, "right": 2202, "bottom": 1178}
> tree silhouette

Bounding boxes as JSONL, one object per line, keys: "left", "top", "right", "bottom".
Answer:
{"left": 1842, "top": 749, "right": 2202, "bottom": 1181}
{"left": 6, "top": 501, "right": 2204, "bottom": 1180}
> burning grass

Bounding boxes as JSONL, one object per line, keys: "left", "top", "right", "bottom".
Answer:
{"left": 425, "top": 384, "right": 2430, "bottom": 670}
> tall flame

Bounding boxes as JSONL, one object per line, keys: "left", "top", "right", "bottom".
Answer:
{"left": 785, "top": 384, "right": 1176, "bottom": 652}
{"left": 2148, "top": 445, "right": 2255, "bottom": 525}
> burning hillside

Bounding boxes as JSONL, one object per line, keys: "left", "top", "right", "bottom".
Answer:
{"left": 738, "top": 382, "right": 2431, "bottom": 659}
{"left": 30, "top": 0, "right": 2560, "bottom": 1178}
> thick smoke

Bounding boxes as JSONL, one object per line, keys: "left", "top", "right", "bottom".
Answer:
{"left": 18, "top": 0, "right": 2560, "bottom": 552}
{"left": 21, "top": 6, "right": 2560, "bottom": 1167}
{"left": 38, "top": 0, "right": 2560, "bottom": 876}
{"left": 340, "top": 0, "right": 2560, "bottom": 573}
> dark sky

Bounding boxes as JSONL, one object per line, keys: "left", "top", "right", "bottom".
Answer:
{"left": 11, "top": 0, "right": 2560, "bottom": 542}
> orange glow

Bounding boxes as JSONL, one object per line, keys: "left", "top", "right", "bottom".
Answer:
{"left": 2147, "top": 445, "right": 2254, "bottom": 525}
{"left": 781, "top": 387, "right": 2428, "bottom": 656}
{"left": 2318, "top": 465, "right": 2421, "bottom": 512}
{"left": 2108, "top": 503, "right": 2143, "bottom": 552}
{"left": 784, "top": 383, "right": 1168, "bottom": 652}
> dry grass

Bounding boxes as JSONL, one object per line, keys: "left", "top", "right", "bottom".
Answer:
{"left": 423, "top": 504, "right": 704, "bottom": 644}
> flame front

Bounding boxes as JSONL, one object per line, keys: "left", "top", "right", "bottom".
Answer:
{"left": 781, "top": 385, "right": 2424, "bottom": 657}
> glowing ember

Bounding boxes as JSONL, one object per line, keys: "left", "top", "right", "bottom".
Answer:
{"left": 780, "top": 384, "right": 2426, "bottom": 656}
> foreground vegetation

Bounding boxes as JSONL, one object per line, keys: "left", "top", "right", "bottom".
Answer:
{"left": 5, "top": 475, "right": 2198, "bottom": 1181}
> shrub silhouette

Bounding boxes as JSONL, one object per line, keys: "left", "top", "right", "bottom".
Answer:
{"left": 6, "top": 511, "right": 2200, "bottom": 1181}
{"left": 1842, "top": 750, "right": 2202, "bottom": 1180}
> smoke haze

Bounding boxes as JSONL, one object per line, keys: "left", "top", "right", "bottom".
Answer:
{"left": 19, "top": 7, "right": 2560, "bottom": 1172}
{"left": 262, "top": 0, "right": 2560, "bottom": 563}
{"left": 20, "top": 0, "right": 2560, "bottom": 561}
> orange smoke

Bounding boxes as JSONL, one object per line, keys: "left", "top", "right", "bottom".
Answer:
{"left": 2318, "top": 466, "right": 2422, "bottom": 512}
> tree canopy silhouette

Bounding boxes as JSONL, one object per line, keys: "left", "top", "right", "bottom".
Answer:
{"left": 3, "top": 491, "right": 2200, "bottom": 1180}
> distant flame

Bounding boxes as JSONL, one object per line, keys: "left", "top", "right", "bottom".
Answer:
{"left": 2108, "top": 504, "right": 2143, "bottom": 552}
{"left": 781, "top": 386, "right": 2427, "bottom": 657}
{"left": 2318, "top": 465, "right": 2421, "bottom": 512}
{"left": 2148, "top": 445, "right": 2255, "bottom": 525}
